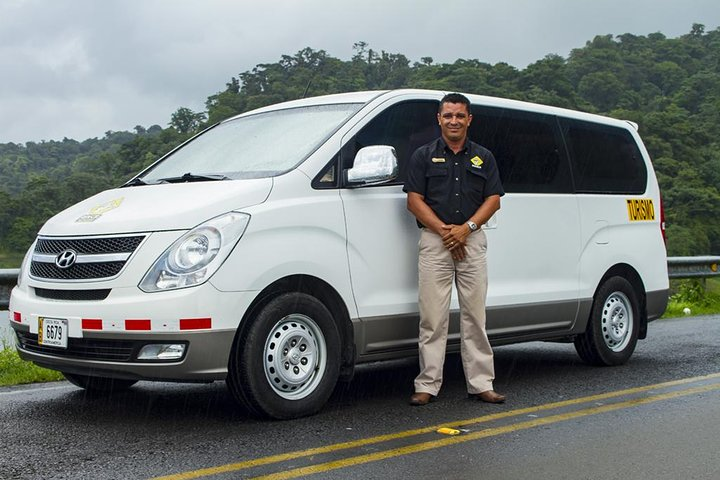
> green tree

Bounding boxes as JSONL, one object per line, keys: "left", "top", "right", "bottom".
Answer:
{"left": 2, "top": 26, "right": 720, "bottom": 259}
{"left": 170, "top": 107, "right": 207, "bottom": 134}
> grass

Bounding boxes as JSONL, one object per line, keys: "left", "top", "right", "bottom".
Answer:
{"left": 0, "top": 341, "right": 65, "bottom": 387}
{"left": 662, "top": 277, "right": 720, "bottom": 318}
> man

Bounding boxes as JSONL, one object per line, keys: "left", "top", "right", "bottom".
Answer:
{"left": 403, "top": 92, "right": 505, "bottom": 406}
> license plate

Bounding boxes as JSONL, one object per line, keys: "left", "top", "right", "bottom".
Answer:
{"left": 38, "top": 317, "right": 68, "bottom": 349}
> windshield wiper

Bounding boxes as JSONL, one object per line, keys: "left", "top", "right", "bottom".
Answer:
{"left": 156, "top": 173, "right": 229, "bottom": 184}
{"left": 120, "top": 177, "right": 147, "bottom": 187}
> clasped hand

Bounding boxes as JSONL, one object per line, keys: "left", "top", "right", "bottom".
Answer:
{"left": 440, "top": 224, "right": 470, "bottom": 261}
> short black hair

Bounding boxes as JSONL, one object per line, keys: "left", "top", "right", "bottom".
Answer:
{"left": 439, "top": 93, "right": 471, "bottom": 113}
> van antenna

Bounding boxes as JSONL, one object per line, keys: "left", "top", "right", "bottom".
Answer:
{"left": 302, "top": 76, "right": 313, "bottom": 98}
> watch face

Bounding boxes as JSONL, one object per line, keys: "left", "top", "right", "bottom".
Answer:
{"left": 468, "top": 221, "right": 477, "bottom": 231}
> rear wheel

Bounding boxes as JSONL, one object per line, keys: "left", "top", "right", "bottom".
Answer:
{"left": 575, "top": 276, "right": 640, "bottom": 366}
{"left": 63, "top": 373, "right": 137, "bottom": 394}
{"left": 227, "top": 292, "right": 341, "bottom": 419}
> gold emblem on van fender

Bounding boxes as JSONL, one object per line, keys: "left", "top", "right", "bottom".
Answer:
{"left": 89, "top": 198, "right": 124, "bottom": 215}
{"left": 76, "top": 197, "right": 125, "bottom": 223}
{"left": 470, "top": 156, "right": 484, "bottom": 168}
{"left": 431, "top": 157, "right": 446, "bottom": 163}
{"left": 626, "top": 198, "right": 655, "bottom": 221}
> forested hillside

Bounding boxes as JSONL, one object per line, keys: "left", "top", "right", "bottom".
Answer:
{"left": 1, "top": 24, "right": 718, "bottom": 260}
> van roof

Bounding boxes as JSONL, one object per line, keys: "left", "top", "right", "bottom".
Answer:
{"left": 228, "top": 89, "right": 637, "bottom": 130}
{"left": 237, "top": 90, "right": 389, "bottom": 114}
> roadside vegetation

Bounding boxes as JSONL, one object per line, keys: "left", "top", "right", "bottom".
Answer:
{"left": 0, "top": 251, "right": 24, "bottom": 269}
{"left": 662, "top": 277, "right": 720, "bottom": 318}
{"left": 0, "top": 341, "right": 64, "bottom": 386}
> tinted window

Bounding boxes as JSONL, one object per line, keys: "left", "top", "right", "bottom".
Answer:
{"left": 560, "top": 118, "right": 647, "bottom": 194}
{"left": 342, "top": 100, "right": 439, "bottom": 185}
{"left": 469, "top": 107, "right": 572, "bottom": 193}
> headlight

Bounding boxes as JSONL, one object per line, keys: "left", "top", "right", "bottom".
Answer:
{"left": 139, "top": 212, "right": 250, "bottom": 292}
{"left": 168, "top": 229, "right": 220, "bottom": 273}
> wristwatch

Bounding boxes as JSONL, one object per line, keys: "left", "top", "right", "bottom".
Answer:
{"left": 467, "top": 221, "right": 478, "bottom": 232}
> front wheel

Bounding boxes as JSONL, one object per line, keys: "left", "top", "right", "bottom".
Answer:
{"left": 575, "top": 277, "right": 640, "bottom": 366}
{"left": 227, "top": 292, "right": 341, "bottom": 419}
{"left": 63, "top": 373, "right": 137, "bottom": 394}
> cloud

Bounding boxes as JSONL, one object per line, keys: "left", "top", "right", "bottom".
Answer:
{"left": 0, "top": 0, "right": 718, "bottom": 143}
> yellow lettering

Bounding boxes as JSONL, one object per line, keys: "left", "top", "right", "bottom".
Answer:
{"left": 627, "top": 199, "right": 655, "bottom": 221}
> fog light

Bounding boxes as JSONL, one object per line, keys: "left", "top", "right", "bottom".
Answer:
{"left": 137, "top": 344, "right": 186, "bottom": 361}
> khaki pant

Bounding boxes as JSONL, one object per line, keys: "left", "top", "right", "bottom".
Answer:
{"left": 414, "top": 228, "right": 495, "bottom": 396}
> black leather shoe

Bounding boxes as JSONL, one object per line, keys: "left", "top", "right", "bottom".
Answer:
{"left": 472, "top": 390, "right": 506, "bottom": 404}
{"left": 409, "top": 392, "right": 434, "bottom": 406}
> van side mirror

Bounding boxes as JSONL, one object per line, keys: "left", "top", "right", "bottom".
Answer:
{"left": 344, "top": 145, "right": 399, "bottom": 187}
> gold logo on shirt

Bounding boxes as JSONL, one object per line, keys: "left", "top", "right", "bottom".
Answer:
{"left": 470, "top": 156, "right": 484, "bottom": 168}
{"left": 431, "top": 157, "right": 446, "bottom": 163}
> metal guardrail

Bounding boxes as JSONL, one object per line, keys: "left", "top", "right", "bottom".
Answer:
{"left": 1, "top": 269, "right": 19, "bottom": 310}
{"left": 667, "top": 256, "right": 720, "bottom": 279}
{"left": 1, "top": 257, "right": 719, "bottom": 310}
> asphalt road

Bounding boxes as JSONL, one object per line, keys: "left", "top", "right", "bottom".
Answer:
{"left": 1, "top": 315, "right": 719, "bottom": 480}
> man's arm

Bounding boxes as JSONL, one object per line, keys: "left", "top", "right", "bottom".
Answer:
{"left": 467, "top": 194, "right": 501, "bottom": 233}
{"left": 441, "top": 194, "right": 501, "bottom": 260}
{"left": 407, "top": 192, "right": 449, "bottom": 236}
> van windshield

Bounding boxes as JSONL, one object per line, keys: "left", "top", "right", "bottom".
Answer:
{"left": 139, "top": 103, "right": 362, "bottom": 183}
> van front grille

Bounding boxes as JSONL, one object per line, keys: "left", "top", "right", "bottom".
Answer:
{"left": 16, "top": 331, "right": 136, "bottom": 362}
{"left": 35, "top": 236, "right": 144, "bottom": 255}
{"left": 30, "top": 262, "right": 126, "bottom": 280}
{"left": 33, "top": 288, "right": 112, "bottom": 301}
{"left": 30, "top": 235, "right": 144, "bottom": 281}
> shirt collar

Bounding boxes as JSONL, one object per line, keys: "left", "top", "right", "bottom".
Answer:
{"left": 437, "top": 136, "right": 470, "bottom": 155}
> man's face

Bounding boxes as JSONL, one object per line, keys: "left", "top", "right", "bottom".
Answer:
{"left": 437, "top": 102, "right": 472, "bottom": 143}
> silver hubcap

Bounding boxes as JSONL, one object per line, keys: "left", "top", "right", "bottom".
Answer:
{"left": 263, "top": 314, "right": 326, "bottom": 400}
{"left": 601, "top": 291, "right": 633, "bottom": 352}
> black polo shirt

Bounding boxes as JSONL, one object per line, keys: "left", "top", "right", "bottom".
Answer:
{"left": 404, "top": 137, "right": 504, "bottom": 225}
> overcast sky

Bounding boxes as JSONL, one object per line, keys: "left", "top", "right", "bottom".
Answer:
{"left": 1, "top": 0, "right": 718, "bottom": 144}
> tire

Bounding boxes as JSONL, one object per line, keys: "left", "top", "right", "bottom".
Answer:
{"left": 227, "top": 292, "right": 341, "bottom": 419}
{"left": 575, "top": 276, "right": 640, "bottom": 366}
{"left": 63, "top": 373, "right": 137, "bottom": 394}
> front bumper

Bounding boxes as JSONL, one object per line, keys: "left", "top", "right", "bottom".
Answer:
{"left": 9, "top": 281, "right": 257, "bottom": 381}
{"left": 12, "top": 323, "right": 235, "bottom": 381}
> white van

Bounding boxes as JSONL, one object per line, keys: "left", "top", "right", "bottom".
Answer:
{"left": 9, "top": 89, "right": 668, "bottom": 418}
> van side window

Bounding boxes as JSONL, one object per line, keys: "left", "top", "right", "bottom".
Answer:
{"left": 341, "top": 100, "right": 439, "bottom": 185}
{"left": 469, "top": 107, "right": 573, "bottom": 194}
{"left": 560, "top": 118, "right": 647, "bottom": 194}
{"left": 312, "top": 154, "right": 339, "bottom": 189}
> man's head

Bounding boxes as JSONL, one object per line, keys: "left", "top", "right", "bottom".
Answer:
{"left": 438, "top": 93, "right": 472, "bottom": 145}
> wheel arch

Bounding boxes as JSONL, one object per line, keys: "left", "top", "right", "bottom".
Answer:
{"left": 231, "top": 274, "right": 356, "bottom": 380}
{"left": 594, "top": 263, "right": 649, "bottom": 340}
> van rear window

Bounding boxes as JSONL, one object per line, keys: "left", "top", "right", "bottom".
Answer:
{"left": 561, "top": 118, "right": 647, "bottom": 194}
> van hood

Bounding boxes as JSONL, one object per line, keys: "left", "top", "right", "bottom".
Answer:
{"left": 39, "top": 178, "right": 272, "bottom": 236}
